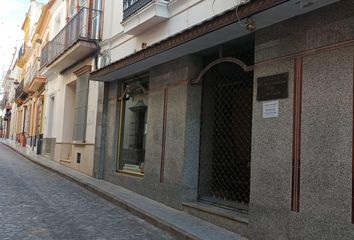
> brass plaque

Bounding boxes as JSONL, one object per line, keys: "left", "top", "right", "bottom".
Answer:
{"left": 257, "top": 73, "right": 288, "bottom": 101}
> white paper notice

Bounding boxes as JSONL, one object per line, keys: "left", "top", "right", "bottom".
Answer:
{"left": 263, "top": 100, "right": 279, "bottom": 118}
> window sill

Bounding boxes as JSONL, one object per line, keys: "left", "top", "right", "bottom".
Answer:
{"left": 59, "top": 158, "right": 71, "bottom": 163}
{"left": 117, "top": 170, "right": 144, "bottom": 178}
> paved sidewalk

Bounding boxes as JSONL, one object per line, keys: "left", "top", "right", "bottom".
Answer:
{"left": 0, "top": 139, "right": 241, "bottom": 240}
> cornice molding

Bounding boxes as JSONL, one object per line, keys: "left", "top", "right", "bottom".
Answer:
{"left": 74, "top": 65, "right": 92, "bottom": 76}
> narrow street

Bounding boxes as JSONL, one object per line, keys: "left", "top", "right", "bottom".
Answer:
{"left": 0, "top": 144, "right": 174, "bottom": 240}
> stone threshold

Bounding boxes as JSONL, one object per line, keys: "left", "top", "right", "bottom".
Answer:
{"left": 59, "top": 158, "right": 72, "bottom": 163}
{"left": 0, "top": 139, "right": 241, "bottom": 240}
{"left": 182, "top": 202, "right": 249, "bottom": 224}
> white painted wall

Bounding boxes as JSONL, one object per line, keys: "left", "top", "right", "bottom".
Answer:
{"left": 49, "top": 0, "right": 67, "bottom": 39}
{"left": 85, "top": 80, "right": 100, "bottom": 144}
{"left": 100, "top": 0, "right": 246, "bottom": 65}
{"left": 44, "top": 73, "right": 62, "bottom": 139}
{"left": 42, "top": 0, "right": 100, "bottom": 145}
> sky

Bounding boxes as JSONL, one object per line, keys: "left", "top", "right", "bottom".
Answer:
{"left": 0, "top": 0, "right": 47, "bottom": 97}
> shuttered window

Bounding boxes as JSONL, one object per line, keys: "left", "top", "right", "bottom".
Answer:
{"left": 73, "top": 72, "right": 89, "bottom": 142}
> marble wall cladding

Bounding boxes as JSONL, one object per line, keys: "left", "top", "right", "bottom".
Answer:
{"left": 93, "top": 82, "right": 106, "bottom": 179}
{"left": 250, "top": 60, "right": 294, "bottom": 240}
{"left": 284, "top": 47, "right": 354, "bottom": 240}
{"left": 252, "top": 2, "right": 354, "bottom": 237}
{"left": 255, "top": 0, "right": 354, "bottom": 63}
{"left": 97, "top": 56, "right": 203, "bottom": 209}
{"left": 163, "top": 84, "right": 187, "bottom": 186}
{"left": 103, "top": 81, "right": 119, "bottom": 174}
{"left": 182, "top": 83, "right": 202, "bottom": 203}
{"left": 300, "top": 48, "right": 353, "bottom": 224}
{"left": 143, "top": 89, "right": 164, "bottom": 184}
{"left": 92, "top": 1, "right": 354, "bottom": 234}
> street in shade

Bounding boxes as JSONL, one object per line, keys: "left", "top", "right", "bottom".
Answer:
{"left": 0, "top": 144, "right": 174, "bottom": 240}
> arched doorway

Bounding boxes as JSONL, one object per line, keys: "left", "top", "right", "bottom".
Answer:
{"left": 194, "top": 58, "right": 253, "bottom": 211}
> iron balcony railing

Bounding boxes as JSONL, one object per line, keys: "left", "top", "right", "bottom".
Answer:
{"left": 123, "top": 0, "right": 152, "bottom": 19}
{"left": 25, "top": 58, "right": 41, "bottom": 87}
{"left": 4, "top": 108, "right": 11, "bottom": 120}
{"left": 18, "top": 44, "right": 26, "bottom": 60}
{"left": 15, "top": 81, "right": 28, "bottom": 101}
{"left": 40, "top": 7, "right": 103, "bottom": 69}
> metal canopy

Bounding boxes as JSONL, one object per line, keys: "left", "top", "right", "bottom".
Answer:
{"left": 90, "top": 0, "right": 338, "bottom": 82}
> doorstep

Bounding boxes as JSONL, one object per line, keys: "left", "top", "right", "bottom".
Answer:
{"left": 183, "top": 202, "right": 249, "bottom": 223}
{"left": 183, "top": 202, "right": 249, "bottom": 238}
{"left": 0, "top": 139, "right": 241, "bottom": 240}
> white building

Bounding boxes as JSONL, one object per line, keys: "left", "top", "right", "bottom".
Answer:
{"left": 39, "top": 0, "right": 104, "bottom": 176}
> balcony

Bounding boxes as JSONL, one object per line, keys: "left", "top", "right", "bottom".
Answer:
{"left": 40, "top": 7, "right": 102, "bottom": 73}
{"left": 4, "top": 109, "right": 11, "bottom": 121}
{"left": 123, "top": 0, "right": 153, "bottom": 19}
{"left": 24, "top": 58, "right": 46, "bottom": 93}
{"left": 17, "top": 44, "right": 29, "bottom": 68}
{"left": 18, "top": 45, "right": 25, "bottom": 59}
{"left": 15, "top": 81, "right": 28, "bottom": 105}
{"left": 122, "top": 0, "right": 169, "bottom": 35}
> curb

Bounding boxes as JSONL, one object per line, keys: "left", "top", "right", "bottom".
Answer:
{"left": 0, "top": 142, "right": 202, "bottom": 240}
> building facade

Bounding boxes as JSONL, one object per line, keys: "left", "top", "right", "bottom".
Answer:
{"left": 90, "top": 0, "right": 354, "bottom": 239}
{"left": 39, "top": 0, "right": 103, "bottom": 176}
{"left": 1, "top": 0, "right": 354, "bottom": 239}
{"left": 14, "top": 0, "right": 44, "bottom": 149}
{"left": 4, "top": 49, "right": 22, "bottom": 142}
{"left": 2, "top": 0, "right": 104, "bottom": 177}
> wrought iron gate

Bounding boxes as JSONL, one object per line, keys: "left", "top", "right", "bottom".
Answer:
{"left": 198, "top": 61, "right": 253, "bottom": 211}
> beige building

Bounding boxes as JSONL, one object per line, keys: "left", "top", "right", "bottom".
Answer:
{"left": 14, "top": 0, "right": 44, "bottom": 148}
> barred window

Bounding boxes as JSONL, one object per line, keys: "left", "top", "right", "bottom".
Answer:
{"left": 118, "top": 79, "right": 149, "bottom": 176}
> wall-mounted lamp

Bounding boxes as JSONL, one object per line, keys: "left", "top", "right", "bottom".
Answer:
{"left": 244, "top": 18, "right": 256, "bottom": 31}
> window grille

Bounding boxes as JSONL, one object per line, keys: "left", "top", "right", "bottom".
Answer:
{"left": 198, "top": 63, "right": 253, "bottom": 211}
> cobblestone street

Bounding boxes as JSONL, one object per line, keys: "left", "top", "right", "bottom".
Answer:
{"left": 0, "top": 144, "right": 175, "bottom": 240}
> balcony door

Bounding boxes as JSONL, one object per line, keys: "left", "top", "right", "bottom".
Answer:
{"left": 66, "top": 0, "right": 102, "bottom": 42}
{"left": 67, "top": 0, "right": 102, "bottom": 19}
{"left": 68, "top": 0, "right": 89, "bottom": 19}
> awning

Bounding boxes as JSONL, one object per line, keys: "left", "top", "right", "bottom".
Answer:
{"left": 90, "top": 0, "right": 338, "bottom": 82}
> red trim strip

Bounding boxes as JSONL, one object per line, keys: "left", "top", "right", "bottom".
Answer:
{"left": 160, "top": 88, "right": 168, "bottom": 183}
{"left": 291, "top": 57, "right": 303, "bottom": 212}
{"left": 352, "top": 53, "right": 354, "bottom": 224}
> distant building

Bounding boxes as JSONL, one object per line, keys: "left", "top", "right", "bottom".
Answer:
{"left": 14, "top": 0, "right": 44, "bottom": 149}
{"left": 9, "top": 0, "right": 104, "bottom": 177}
